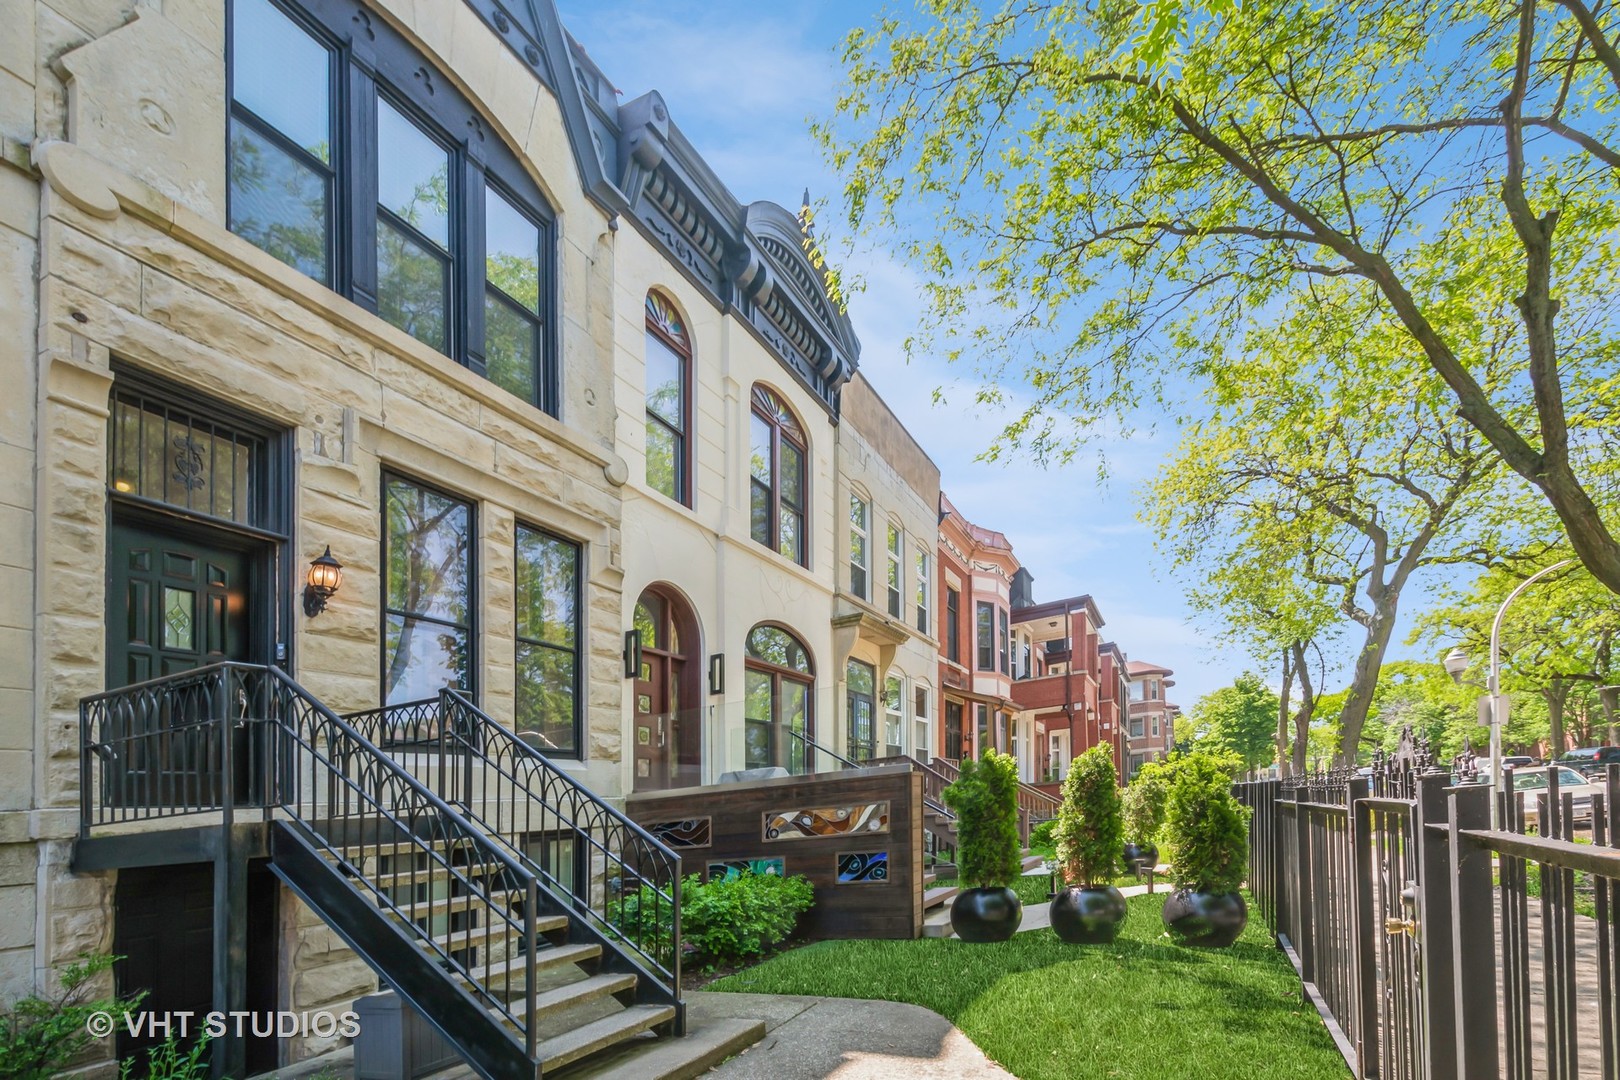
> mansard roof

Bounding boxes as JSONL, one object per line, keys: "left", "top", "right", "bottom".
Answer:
{"left": 478, "top": 0, "right": 860, "bottom": 415}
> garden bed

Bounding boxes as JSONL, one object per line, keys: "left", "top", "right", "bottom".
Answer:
{"left": 708, "top": 891, "right": 1350, "bottom": 1080}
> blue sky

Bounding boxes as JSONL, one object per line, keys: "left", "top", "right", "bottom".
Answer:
{"left": 555, "top": 0, "right": 1232, "bottom": 711}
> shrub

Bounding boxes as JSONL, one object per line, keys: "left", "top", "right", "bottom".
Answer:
{"left": 0, "top": 954, "right": 142, "bottom": 1080}
{"left": 1122, "top": 760, "right": 1172, "bottom": 847}
{"left": 943, "top": 748, "right": 1022, "bottom": 889}
{"left": 120, "top": 1033, "right": 210, "bottom": 1080}
{"left": 1053, "top": 745, "right": 1124, "bottom": 887}
{"left": 1163, "top": 753, "right": 1251, "bottom": 894}
{"left": 1029, "top": 819, "right": 1058, "bottom": 849}
{"left": 682, "top": 871, "right": 814, "bottom": 970}
{"left": 610, "top": 870, "right": 815, "bottom": 972}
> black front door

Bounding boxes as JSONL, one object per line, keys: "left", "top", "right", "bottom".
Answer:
{"left": 107, "top": 518, "right": 254, "bottom": 687}
{"left": 103, "top": 517, "right": 267, "bottom": 808}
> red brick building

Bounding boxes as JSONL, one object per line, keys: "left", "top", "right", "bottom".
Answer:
{"left": 1126, "top": 660, "right": 1179, "bottom": 776}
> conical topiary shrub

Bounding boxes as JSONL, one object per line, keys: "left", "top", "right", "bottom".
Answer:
{"left": 1050, "top": 744, "right": 1128, "bottom": 943}
{"left": 1161, "top": 753, "right": 1252, "bottom": 947}
{"left": 942, "top": 748, "right": 1023, "bottom": 941}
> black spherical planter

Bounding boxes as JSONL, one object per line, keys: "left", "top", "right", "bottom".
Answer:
{"left": 1050, "top": 885, "right": 1128, "bottom": 944}
{"left": 950, "top": 886, "right": 1023, "bottom": 942}
{"left": 1162, "top": 888, "right": 1248, "bottom": 947}
{"left": 1122, "top": 842, "right": 1158, "bottom": 873}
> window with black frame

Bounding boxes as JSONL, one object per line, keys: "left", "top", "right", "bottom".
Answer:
{"left": 976, "top": 601, "right": 994, "bottom": 671}
{"left": 382, "top": 475, "right": 474, "bottom": 705}
{"left": 226, "top": 0, "right": 556, "bottom": 412}
{"left": 744, "top": 625, "right": 813, "bottom": 772}
{"left": 748, "top": 386, "right": 807, "bottom": 565}
{"left": 643, "top": 293, "right": 690, "bottom": 504}
{"left": 514, "top": 524, "right": 581, "bottom": 756}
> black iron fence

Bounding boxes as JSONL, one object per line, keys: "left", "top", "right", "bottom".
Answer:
{"left": 1238, "top": 734, "right": 1620, "bottom": 1079}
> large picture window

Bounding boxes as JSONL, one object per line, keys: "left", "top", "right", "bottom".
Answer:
{"left": 644, "top": 293, "right": 690, "bottom": 504}
{"left": 226, "top": 0, "right": 557, "bottom": 412}
{"left": 744, "top": 625, "right": 813, "bottom": 771}
{"left": 514, "top": 525, "right": 581, "bottom": 756}
{"left": 749, "top": 386, "right": 808, "bottom": 566}
{"left": 383, "top": 475, "right": 473, "bottom": 704}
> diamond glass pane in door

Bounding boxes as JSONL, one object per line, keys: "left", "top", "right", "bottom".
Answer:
{"left": 162, "top": 587, "right": 195, "bottom": 651}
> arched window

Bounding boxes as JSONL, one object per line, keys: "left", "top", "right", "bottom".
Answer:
{"left": 749, "top": 386, "right": 807, "bottom": 566}
{"left": 644, "top": 293, "right": 690, "bottom": 504}
{"left": 744, "top": 624, "right": 813, "bottom": 772}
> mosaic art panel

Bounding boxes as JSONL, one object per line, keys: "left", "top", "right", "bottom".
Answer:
{"left": 762, "top": 801, "right": 889, "bottom": 842}
{"left": 836, "top": 851, "right": 889, "bottom": 884}
{"left": 644, "top": 817, "right": 711, "bottom": 848}
{"left": 705, "top": 857, "right": 786, "bottom": 882}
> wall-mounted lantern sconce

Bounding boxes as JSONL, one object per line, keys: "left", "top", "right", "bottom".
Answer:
{"left": 708, "top": 653, "right": 725, "bottom": 695}
{"left": 302, "top": 546, "right": 344, "bottom": 617}
{"left": 623, "top": 630, "right": 642, "bottom": 678}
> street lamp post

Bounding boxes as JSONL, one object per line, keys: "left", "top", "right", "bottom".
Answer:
{"left": 1448, "top": 558, "right": 1575, "bottom": 829}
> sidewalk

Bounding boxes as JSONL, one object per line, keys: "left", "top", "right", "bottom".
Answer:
{"left": 690, "top": 992, "right": 1013, "bottom": 1079}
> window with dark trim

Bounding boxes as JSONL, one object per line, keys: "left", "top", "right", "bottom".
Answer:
{"left": 846, "top": 659, "right": 876, "bottom": 763}
{"left": 748, "top": 386, "right": 807, "bottom": 566}
{"left": 514, "top": 524, "right": 581, "bottom": 756}
{"left": 914, "top": 547, "right": 930, "bottom": 634}
{"left": 744, "top": 624, "right": 813, "bottom": 771}
{"left": 976, "top": 601, "right": 994, "bottom": 671}
{"left": 999, "top": 608, "right": 1010, "bottom": 675}
{"left": 383, "top": 474, "right": 474, "bottom": 704}
{"left": 945, "top": 587, "right": 960, "bottom": 662}
{"left": 226, "top": 0, "right": 557, "bottom": 413}
{"left": 945, "top": 699, "right": 964, "bottom": 760}
{"left": 644, "top": 293, "right": 690, "bottom": 505}
{"left": 849, "top": 494, "right": 869, "bottom": 600}
{"left": 884, "top": 524, "right": 902, "bottom": 618}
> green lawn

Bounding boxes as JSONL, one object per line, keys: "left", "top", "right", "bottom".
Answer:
{"left": 708, "top": 892, "right": 1350, "bottom": 1080}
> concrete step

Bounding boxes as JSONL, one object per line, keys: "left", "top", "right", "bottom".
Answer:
{"left": 421, "top": 914, "right": 567, "bottom": 955}
{"left": 489, "top": 972, "right": 639, "bottom": 1021}
{"left": 921, "top": 905, "right": 955, "bottom": 939}
{"left": 366, "top": 861, "right": 505, "bottom": 889}
{"left": 537, "top": 1004, "right": 677, "bottom": 1072}
{"left": 462, "top": 943, "right": 603, "bottom": 988}
{"left": 379, "top": 889, "right": 520, "bottom": 920}
{"left": 922, "top": 885, "right": 958, "bottom": 911}
{"left": 549, "top": 1017, "right": 766, "bottom": 1080}
{"left": 1021, "top": 854, "right": 1047, "bottom": 872}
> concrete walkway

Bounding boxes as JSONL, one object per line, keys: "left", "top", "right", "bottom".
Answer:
{"left": 691, "top": 992, "right": 1013, "bottom": 1079}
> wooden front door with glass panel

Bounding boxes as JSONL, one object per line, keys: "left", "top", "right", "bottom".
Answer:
{"left": 632, "top": 591, "right": 688, "bottom": 792}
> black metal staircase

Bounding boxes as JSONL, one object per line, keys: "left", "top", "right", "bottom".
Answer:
{"left": 79, "top": 663, "right": 684, "bottom": 1079}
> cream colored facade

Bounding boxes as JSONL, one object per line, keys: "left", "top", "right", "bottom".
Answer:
{"left": 834, "top": 374, "right": 941, "bottom": 764}
{"left": 2, "top": 0, "right": 636, "bottom": 1064}
{"left": 611, "top": 234, "right": 840, "bottom": 788}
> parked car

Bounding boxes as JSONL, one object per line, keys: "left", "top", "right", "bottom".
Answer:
{"left": 1511, "top": 766, "right": 1599, "bottom": 828}
{"left": 1558, "top": 745, "right": 1620, "bottom": 779}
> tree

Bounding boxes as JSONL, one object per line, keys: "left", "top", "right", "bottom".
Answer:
{"left": 1180, "top": 674, "right": 1279, "bottom": 772}
{"left": 1146, "top": 319, "right": 1515, "bottom": 761}
{"left": 820, "top": 0, "right": 1620, "bottom": 593}
{"left": 1417, "top": 559, "right": 1620, "bottom": 754}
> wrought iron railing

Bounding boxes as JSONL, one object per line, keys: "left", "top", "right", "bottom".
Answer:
{"left": 433, "top": 690, "right": 682, "bottom": 1004}
{"left": 80, "top": 663, "right": 566, "bottom": 1063}
{"left": 787, "top": 728, "right": 862, "bottom": 774}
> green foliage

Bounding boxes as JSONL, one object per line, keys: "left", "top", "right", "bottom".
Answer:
{"left": 819, "top": 0, "right": 1620, "bottom": 600}
{"left": 943, "top": 749, "right": 1024, "bottom": 889}
{"left": 609, "top": 871, "right": 814, "bottom": 973}
{"left": 1029, "top": 818, "right": 1058, "bottom": 849}
{"left": 1053, "top": 745, "right": 1124, "bottom": 887}
{"left": 1121, "top": 760, "right": 1172, "bottom": 847}
{"left": 120, "top": 1033, "right": 210, "bottom": 1080}
{"left": 1164, "top": 755, "right": 1251, "bottom": 894}
{"left": 682, "top": 871, "right": 815, "bottom": 971}
{"left": 0, "top": 954, "right": 142, "bottom": 1080}
{"left": 1180, "top": 674, "right": 1280, "bottom": 772}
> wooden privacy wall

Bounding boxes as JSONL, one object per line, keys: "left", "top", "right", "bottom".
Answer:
{"left": 625, "top": 764, "right": 924, "bottom": 940}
